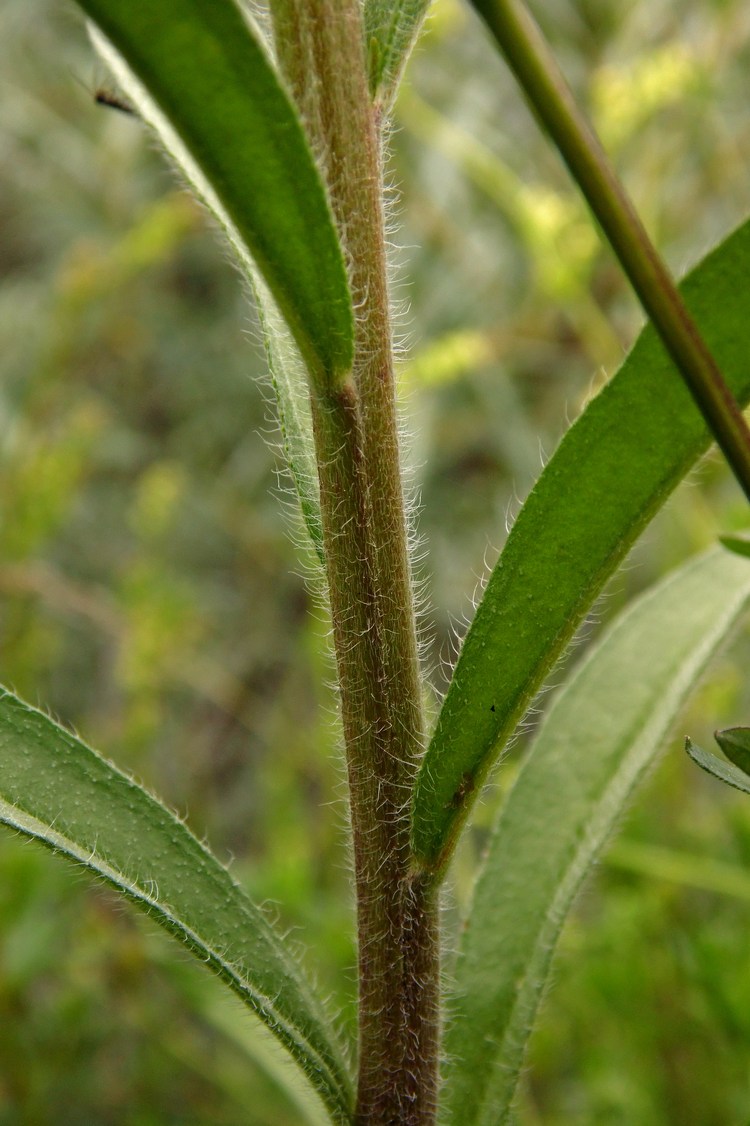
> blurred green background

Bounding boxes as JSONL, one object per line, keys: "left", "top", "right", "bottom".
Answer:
{"left": 3, "top": 0, "right": 750, "bottom": 1121}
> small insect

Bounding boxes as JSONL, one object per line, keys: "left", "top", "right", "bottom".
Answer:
{"left": 94, "top": 88, "right": 136, "bottom": 117}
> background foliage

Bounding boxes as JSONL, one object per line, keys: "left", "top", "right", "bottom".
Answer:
{"left": 3, "top": 0, "right": 750, "bottom": 1121}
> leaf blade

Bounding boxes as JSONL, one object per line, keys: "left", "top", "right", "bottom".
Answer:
{"left": 686, "top": 738, "right": 750, "bottom": 796}
{"left": 441, "top": 548, "right": 750, "bottom": 1125}
{"left": 77, "top": 0, "right": 354, "bottom": 389}
{"left": 365, "top": 0, "right": 432, "bottom": 107}
{"left": 714, "top": 726, "right": 750, "bottom": 776}
{"left": 0, "top": 688, "right": 353, "bottom": 1124}
{"left": 412, "top": 218, "right": 750, "bottom": 869}
{"left": 252, "top": 272, "right": 325, "bottom": 564}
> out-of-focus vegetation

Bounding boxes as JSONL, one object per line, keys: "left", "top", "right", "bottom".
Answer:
{"left": 2, "top": 0, "right": 750, "bottom": 1121}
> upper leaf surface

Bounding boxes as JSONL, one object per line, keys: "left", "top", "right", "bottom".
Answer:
{"left": 442, "top": 548, "right": 750, "bottom": 1125}
{"left": 412, "top": 218, "right": 750, "bottom": 868}
{"left": 365, "top": 0, "right": 432, "bottom": 107}
{"left": 77, "top": 0, "right": 354, "bottom": 387}
{"left": 715, "top": 726, "right": 750, "bottom": 775}
{"left": 251, "top": 271, "right": 325, "bottom": 564}
{"left": 0, "top": 688, "right": 353, "bottom": 1124}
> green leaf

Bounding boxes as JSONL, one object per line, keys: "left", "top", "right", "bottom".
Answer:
{"left": 0, "top": 688, "right": 353, "bottom": 1124}
{"left": 441, "top": 548, "right": 750, "bottom": 1126}
{"left": 206, "top": 994, "right": 334, "bottom": 1126}
{"left": 720, "top": 532, "right": 750, "bottom": 559}
{"left": 77, "top": 0, "right": 354, "bottom": 391}
{"left": 412, "top": 217, "right": 750, "bottom": 870}
{"left": 365, "top": 0, "right": 432, "bottom": 107}
{"left": 715, "top": 726, "right": 750, "bottom": 775}
{"left": 686, "top": 736, "right": 750, "bottom": 796}
{"left": 684, "top": 725, "right": 750, "bottom": 797}
{"left": 252, "top": 273, "right": 325, "bottom": 565}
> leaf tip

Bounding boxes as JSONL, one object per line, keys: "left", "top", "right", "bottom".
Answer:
{"left": 719, "top": 532, "right": 750, "bottom": 560}
{"left": 685, "top": 733, "right": 750, "bottom": 796}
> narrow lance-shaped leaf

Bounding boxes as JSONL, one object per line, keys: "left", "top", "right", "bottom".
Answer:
{"left": 686, "top": 727, "right": 750, "bottom": 795}
{"left": 441, "top": 548, "right": 750, "bottom": 1126}
{"left": 87, "top": 15, "right": 328, "bottom": 555}
{"left": 716, "top": 726, "right": 750, "bottom": 774}
{"left": 412, "top": 217, "right": 750, "bottom": 871}
{"left": 206, "top": 995, "right": 334, "bottom": 1126}
{"left": 0, "top": 688, "right": 354, "bottom": 1124}
{"left": 77, "top": 0, "right": 354, "bottom": 391}
{"left": 365, "top": 0, "right": 432, "bottom": 108}
{"left": 466, "top": 0, "right": 750, "bottom": 501}
{"left": 252, "top": 271, "right": 325, "bottom": 565}
{"left": 686, "top": 738, "right": 750, "bottom": 797}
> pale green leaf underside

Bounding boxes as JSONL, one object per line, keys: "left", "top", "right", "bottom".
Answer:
{"left": 442, "top": 548, "right": 750, "bottom": 1126}
{"left": 251, "top": 272, "right": 325, "bottom": 564}
{"left": 206, "top": 994, "right": 333, "bottom": 1126}
{"left": 89, "top": 39, "right": 325, "bottom": 565}
{"left": 686, "top": 738, "right": 750, "bottom": 796}
{"left": 365, "top": 0, "right": 432, "bottom": 106}
{"left": 77, "top": 0, "right": 353, "bottom": 388}
{"left": 0, "top": 689, "right": 353, "bottom": 1124}
{"left": 412, "top": 218, "right": 750, "bottom": 868}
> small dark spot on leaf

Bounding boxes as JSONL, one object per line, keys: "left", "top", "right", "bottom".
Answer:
{"left": 447, "top": 771, "right": 475, "bottom": 809}
{"left": 94, "top": 89, "right": 137, "bottom": 117}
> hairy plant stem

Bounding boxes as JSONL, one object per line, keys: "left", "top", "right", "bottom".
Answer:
{"left": 271, "top": 1, "right": 438, "bottom": 1121}
{"left": 470, "top": 0, "right": 750, "bottom": 503}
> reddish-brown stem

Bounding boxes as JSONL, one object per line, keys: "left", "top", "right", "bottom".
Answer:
{"left": 271, "top": 1, "right": 439, "bottom": 1121}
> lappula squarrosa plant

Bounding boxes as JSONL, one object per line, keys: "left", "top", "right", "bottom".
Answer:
{"left": 5, "top": 1, "right": 750, "bottom": 1124}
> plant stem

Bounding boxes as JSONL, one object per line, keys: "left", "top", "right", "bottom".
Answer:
{"left": 470, "top": 0, "right": 750, "bottom": 503}
{"left": 308, "top": 380, "right": 409, "bottom": 1121}
{"left": 270, "top": 1, "right": 438, "bottom": 1121}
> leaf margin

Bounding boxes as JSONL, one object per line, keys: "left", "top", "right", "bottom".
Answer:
{"left": 0, "top": 687, "right": 354, "bottom": 1124}
{"left": 78, "top": 0, "right": 354, "bottom": 391}
{"left": 412, "top": 216, "right": 750, "bottom": 870}
{"left": 365, "top": 0, "right": 432, "bottom": 108}
{"left": 440, "top": 546, "right": 750, "bottom": 1125}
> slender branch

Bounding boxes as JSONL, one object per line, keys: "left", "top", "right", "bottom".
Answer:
{"left": 469, "top": 0, "right": 750, "bottom": 502}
